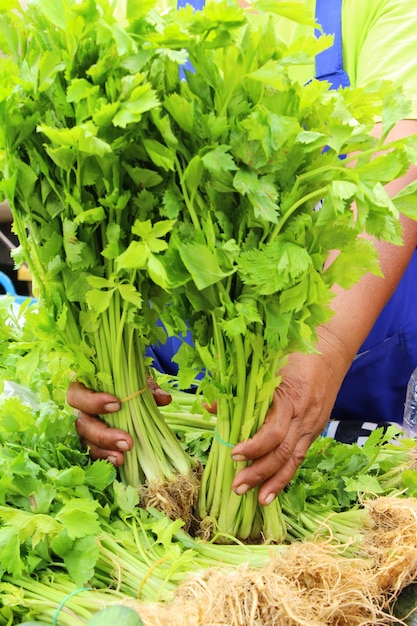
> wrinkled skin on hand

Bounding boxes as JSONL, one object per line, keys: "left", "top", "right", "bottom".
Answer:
{"left": 230, "top": 327, "right": 352, "bottom": 506}
{"left": 67, "top": 378, "right": 172, "bottom": 467}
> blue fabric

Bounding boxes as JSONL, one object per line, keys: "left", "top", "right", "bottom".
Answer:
{"left": 147, "top": 330, "right": 192, "bottom": 377}
{"left": 177, "top": 0, "right": 205, "bottom": 76}
{"left": 333, "top": 250, "right": 417, "bottom": 424}
{"left": 314, "top": 0, "right": 350, "bottom": 88}
{"left": 313, "top": 0, "right": 417, "bottom": 423}
{"left": 0, "top": 271, "right": 17, "bottom": 296}
{"left": 148, "top": 0, "right": 417, "bottom": 425}
{"left": 176, "top": 0, "right": 204, "bottom": 8}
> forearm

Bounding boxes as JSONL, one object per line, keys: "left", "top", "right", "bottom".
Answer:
{"left": 321, "top": 119, "right": 417, "bottom": 369}
{"left": 323, "top": 217, "right": 417, "bottom": 368}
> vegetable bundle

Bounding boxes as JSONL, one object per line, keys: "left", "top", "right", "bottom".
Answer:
{"left": 138, "top": 1, "right": 417, "bottom": 540}
{"left": 2, "top": 0, "right": 417, "bottom": 544}
{"left": 0, "top": 0, "right": 200, "bottom": 522}
{"left": 1, "top": 375, "right": 417, "bottom": 624}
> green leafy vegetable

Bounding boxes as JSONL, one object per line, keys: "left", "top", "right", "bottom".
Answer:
{"left": 0, "top": 0, "right": 199, "bottom": 522}
{"left": 86, "top": 606, "right": 143, "bottom": 626}
{"left": 145, "top": 1, "right": 417, "bottom": 540}
{"left": 0, "top": 353, "right": 416, "bottom": 623}
{"left": 2, "top": 0, "right": 417, "bottom": 545}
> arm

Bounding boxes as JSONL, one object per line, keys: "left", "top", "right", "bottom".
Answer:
{"left": 230, "top": 119, "right": 417, "bottom": 505}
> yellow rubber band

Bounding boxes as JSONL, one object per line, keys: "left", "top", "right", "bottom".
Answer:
{"left": 121, "top": 385, "right": 149, "bottom": 403}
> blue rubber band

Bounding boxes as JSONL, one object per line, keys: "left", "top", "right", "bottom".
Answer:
{"left": 213, "top": 426, "right": 236, "bottom": 448}
{"left": 53, "top": 587, "right": 93, "bottom": 626}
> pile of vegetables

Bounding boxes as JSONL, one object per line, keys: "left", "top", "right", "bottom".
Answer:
{"left": 0, "top": 299, "right": 416, "bottom": 624}
{"left": 0, "top": 332, "right": 417, "bottom": 624}
{"left": 3, "top": 0, "right": 417, "bottom": 621}
{"left": 1, "top": 0, "right": 417, "bottom": 590}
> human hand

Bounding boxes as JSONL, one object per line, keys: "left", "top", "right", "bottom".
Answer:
{"left": 67, "top": 378, "right": 172, "bottom": 466}
{"left": 230, "top": 168, "right": 417, "bottom": 507}
{"left": 230, "top": 328, "right": 353, "bottom": 506}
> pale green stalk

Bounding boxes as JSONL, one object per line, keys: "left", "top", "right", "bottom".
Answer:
{"left": 197, "top": 313, "right": 287, "bottom": 542}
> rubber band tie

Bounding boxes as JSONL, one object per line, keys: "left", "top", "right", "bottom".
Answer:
{"left": 213, "top": 426, "right": 237, "bottom": 449}
{"left": 53, "top": 587, "right": 93, "bottom": 626}
{"left": 121, "top": 384, "right": 149, "bottom": 403}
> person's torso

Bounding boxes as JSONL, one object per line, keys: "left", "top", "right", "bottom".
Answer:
{"left": 271, "top": 0, "right": 417, "bottom": 118}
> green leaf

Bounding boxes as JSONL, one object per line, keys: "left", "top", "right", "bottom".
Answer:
{"left": 124, "top": 165, "right": 163, "bottom": 188}
{"left": 118, "top": 282, "right": 143, "bottom": 307}
{"left": 247, "top": 60, "right": 289, "bottom": 90}
{"left": 0, "top": 526, "right": 22, "bottom": 578}
{"left": 85, "top": 460, "right": 117, "bottom": 492}
{"left": 183, "top": 156, "right": 204, "bottom": 193}
{"left": 179, "top": 242, "right": 234, "bottom": 290}
{"left": 264, "top": 301, "right": 291, "bottom": 352}
{"left": 38, "top": 123, "right": 112, "bottom": 157}
{"left": 55, "top": 498, "right": 101, "bottom": 540}
{"left": 113, "top": 86, "right": 160, "bottom": 127}
{"left": 324, "top": 238, "right": 382, "bottom": 289}
{"left": 86, "top": 287, "right": 115, "bottom": 314}
{"left": 233, "top": 170, "right": 279, "bottom": 222}
{"left": 29, "top": 484, "right": 56, "bottom": 515}
{"left": 115, "top": 241, "right": 149, "bottom": 271}
{"left": 164, "top": 93, "right": 195, "bottom": 134}
{"left": 0, "top": 507, "right": 61, "bottom": 548}
{"left": 47, "top": 145, "right": 76, "bottom": 169}
{"left": 67, "top": 78, "right": 101, "bottom": 104}
{"left": 239, "top": 240, "right": 311, "bottom": 296}
{"left": 53, "top": 534, "right": 99, "bottom": 586}
{"left": 132, "top": 218, "right": 176, "bottom": 247}
{"left": 151, "top": 515, "right": 186, "bottom": 550}
{"left": 148, "top": 254, "right": 171, "bottom": 290}
{"left": 343, "top": 474, "right": 384, "bottom": 495}
{"left": 74, "top": 207, "right": 106, "bottom": 225}
{"left": 392, "top": 179, "right": 417, "bottom": 221}
{"left": 253, "top": 0, "right": 316, "bottom": 26}
{"left": 357, "top": 151, "right": 406, "bottom": 185}
{"left": 142, "top": 138, "right": 175, "bottom": 171}
{"left": 381, "top": 86, "right": 413, "bottom": 138}
{"left": 201, "top": 145, "right": 237, "bottom": 174}
{"left": 402, "top": 470, "right": 417, "bottom": 497}
{"left": 112, "top": 480, "right": 140, "bottom": 515}
{"left": 38, "top": 0, "right": 67, "bottom": 30}
{"left": 47, "top": 466, "right": 85, "bottom": 488}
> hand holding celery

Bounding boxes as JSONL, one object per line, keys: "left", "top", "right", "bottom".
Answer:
{"left": 2, "top": 0, "right": 417, "bottom": 543}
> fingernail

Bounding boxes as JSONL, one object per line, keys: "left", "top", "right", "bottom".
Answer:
{"left": 116, "top": 440, "right": 130, "bottom": 451}
{"left": 264, "top": 493, "right": 276, "bottom": 506}
{"left": 231, "top": 454, "right": 246, "bottom": 462}
{"left": 107, "top": 455, "right": 118, "bottom": 465}
{"left": 234, "top": 483, "right": 250, "bottom": 496}
{"left": 104, "top": 402, "right": 121, "bottom": 412}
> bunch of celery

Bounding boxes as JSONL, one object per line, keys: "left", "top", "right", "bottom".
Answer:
{"left": 0, "top": 0, "right": 197, "bottom": 517}
{"left": 141, "top": 1, "right": 417, "bottom": 540}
